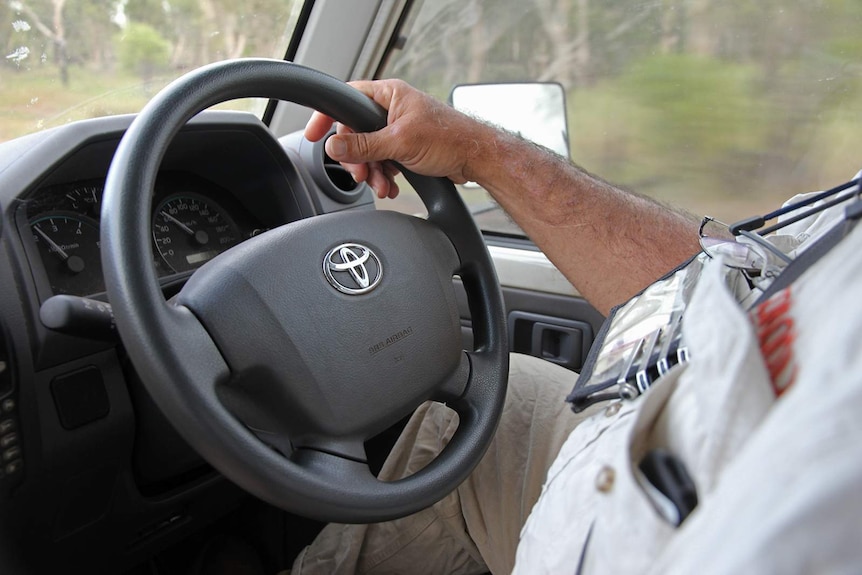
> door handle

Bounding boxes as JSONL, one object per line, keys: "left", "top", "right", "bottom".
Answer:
{"left": 508, "top": 311, "right": 593, "bottom": 370}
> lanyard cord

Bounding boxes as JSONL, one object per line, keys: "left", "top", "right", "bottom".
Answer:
{"left": 729, "top": 178, "right": 859, "bottom": 236}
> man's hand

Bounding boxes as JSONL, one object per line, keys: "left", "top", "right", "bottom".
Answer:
{"left": 304, "top": 79, "right": 486, "bottom": 199}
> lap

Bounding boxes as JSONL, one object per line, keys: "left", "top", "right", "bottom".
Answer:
{"left": 292, "top": 354, "right": 596, "bottom": 575}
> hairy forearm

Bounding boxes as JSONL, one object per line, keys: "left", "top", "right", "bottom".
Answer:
{"left": 464, "top": 124, "right": 701, "bottom": 314}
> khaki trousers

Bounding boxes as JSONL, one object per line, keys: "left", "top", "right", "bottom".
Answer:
{"left": 292, "top": 354, "right": 598, "bottom": 574}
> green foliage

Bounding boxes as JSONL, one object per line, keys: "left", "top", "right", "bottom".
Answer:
{"left": 125, "top": 0, "right": 173, "bottom": 31}
{"left": 567, "top": 53, "right": 769, "bottom": 204}
{"left": 116, "top": 22, "right": 171, "bottom": 81}
{"left": 621, "top": 54, "right": 764, "bottom": 157}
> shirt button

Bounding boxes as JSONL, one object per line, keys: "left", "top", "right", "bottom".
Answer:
{"left": 595, "top": 465, "right": 616, "bottom": 493}
{"left": 604, "top": 402, "right": 621, "bottom": 417}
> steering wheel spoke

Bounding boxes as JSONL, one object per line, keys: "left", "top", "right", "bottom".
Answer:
{"left": 293, "top": 448, "right": 377, "bottom": 484}
{"left": 160, "top": 303, "right": 230, "bottom": 392}
{"left": 292, "top": 439, "right": 371, "bottom": 466}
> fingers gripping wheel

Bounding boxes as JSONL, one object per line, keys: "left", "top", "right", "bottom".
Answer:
{"left": 100, "top": 59, "right": 508, "bottom": 523}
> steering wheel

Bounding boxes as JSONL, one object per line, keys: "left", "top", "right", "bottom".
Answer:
{"left": 100, "top": 59, "right": 508, "bottom": 523}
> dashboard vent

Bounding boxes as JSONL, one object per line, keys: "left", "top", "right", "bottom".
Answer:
{"left": 322, "top": 151, "right": 360, "bottom": 194}
{"left": 281, "top": 128, "right": 372, "bottom": 207}
{"left": 302, "top": 130, "right": 368, "bottom": 205}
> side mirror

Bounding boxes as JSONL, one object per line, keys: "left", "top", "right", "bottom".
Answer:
{"left": 449, "top": 82, "right": 570, "bottom": 158}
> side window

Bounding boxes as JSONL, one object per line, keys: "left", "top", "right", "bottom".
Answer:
{"left": 377, "top": 0, "right": 862, "bottom": 236}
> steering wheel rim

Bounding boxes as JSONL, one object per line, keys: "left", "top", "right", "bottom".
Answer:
{"left": 101, "top": 59, "right": 508, "bottom": 523}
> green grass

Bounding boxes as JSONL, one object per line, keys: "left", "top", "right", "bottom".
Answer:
{"left": 1, "top": 65, "right": 151, "bottom": 140}
{"left": 0, "top": 63, "right": 264, "bottom": 142}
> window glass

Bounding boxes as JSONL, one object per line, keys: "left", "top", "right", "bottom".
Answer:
{"left": 379, "top": 0, "right": 862, "bottom": 236}
{"left": 1, "top": 0, "right": 304, "bottom": 142}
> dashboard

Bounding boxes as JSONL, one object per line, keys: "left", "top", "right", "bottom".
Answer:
{"left": 26, "top": 172, "right": 261, "bottom": 297}
{"left": 8, "top": 112, "right": 369, "bottom": 305}
{"left": 0, "top": 110, "right": 375, "bottom": 573}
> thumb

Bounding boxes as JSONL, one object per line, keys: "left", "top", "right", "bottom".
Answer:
{"left": 325, "top": 131, "right": 390, "bottom": 164}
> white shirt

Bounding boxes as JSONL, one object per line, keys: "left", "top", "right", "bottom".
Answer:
{"left": 515, "top": 187, "right": 862, "bottom": 573}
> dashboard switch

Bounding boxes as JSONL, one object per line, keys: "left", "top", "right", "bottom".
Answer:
{"left": 51, "top": 367, "right": 110, "bottom": 430}
{"left": 0, "top": 419, "right": 14, "bottom": 435}
{"left": 0, "top": 433, "right": 17, "bottom": 448}
{"left": 4, "top": 460, "right": 22, "bottom": 476}
{"left": 2, "top": 446, "right": 21, "bottom": 462}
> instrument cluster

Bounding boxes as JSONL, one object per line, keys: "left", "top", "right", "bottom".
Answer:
{"left": 24, "top": 172, "right": 262, "bottom": 297}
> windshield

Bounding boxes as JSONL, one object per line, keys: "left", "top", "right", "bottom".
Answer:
{"left": 380, "top": 0, "right": 862, "bottom": 235}
{"left": 1, "top": 0, "right": 303, "bottom": 142}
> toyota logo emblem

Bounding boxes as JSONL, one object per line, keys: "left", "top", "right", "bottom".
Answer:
{"left": 324, "top": 243, "right": 383, "bottom": 295}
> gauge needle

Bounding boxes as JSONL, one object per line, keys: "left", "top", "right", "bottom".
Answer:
{"left": 160, "top": 210, "right": 210, "bottom": 245}
{"left": 160, "top": 210, "right": 195, "bottom": 235}
{"left": 34, "top": 224, "right": 70, "bottom": 260}
{"left": 34, "top": 224, "right": 86, "bottom": 273}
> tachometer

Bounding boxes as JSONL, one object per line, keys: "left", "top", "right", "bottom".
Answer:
{"left": 152, "top": 193, "right": 241, "bottom": 273}
{"left": 30, "top": 213, "right": 103, "bottom": 296}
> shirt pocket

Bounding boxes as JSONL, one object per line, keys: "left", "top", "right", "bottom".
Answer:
{"left": 580, "top": 367, "right": 683, "bottom": 575}
{"left": 583, "top": 260, "right": 776, "bottom": 573}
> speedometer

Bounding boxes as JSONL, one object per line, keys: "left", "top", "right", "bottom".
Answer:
{"left": 152, "top": 193, "right": 241, "bottom": 273}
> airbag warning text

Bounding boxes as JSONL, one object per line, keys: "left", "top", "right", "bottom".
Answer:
{"left": 368, "top": 327, "right": 414, "bottom": 356}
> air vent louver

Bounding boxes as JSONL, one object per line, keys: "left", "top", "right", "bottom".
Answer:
{"left": 303, "top": 132, "right": 367, "bottom": 204}
{"left": 323, "top": 153, "right": 360, "bottom": 194}
{"left": 284, "top": 128, "right": 371, "bottom": 206}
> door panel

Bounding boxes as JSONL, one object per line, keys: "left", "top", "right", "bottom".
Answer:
{"left": 454, "top": 280, "right": 605, "bottom": 374}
